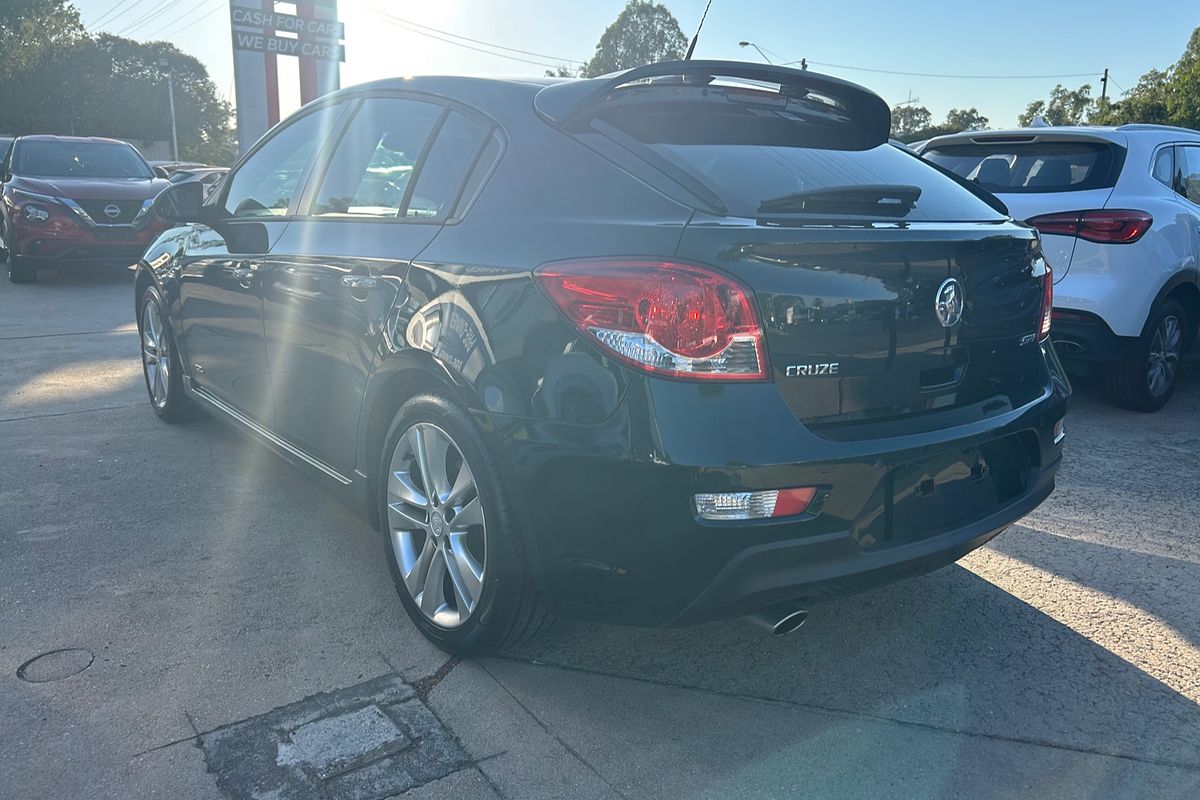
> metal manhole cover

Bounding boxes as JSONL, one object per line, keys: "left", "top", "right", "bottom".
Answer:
{"left": 17, "top": 648, "right": 94, "bottom": 683}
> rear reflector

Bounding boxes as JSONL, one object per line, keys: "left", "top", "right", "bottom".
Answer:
{"left": 694, "top": 487, "right": 818, "bottom": 521}
{"left": 1027, "top": 209, "right": 1152, "bottom": 244}
{"left": 535, "top": 259, "right": 768, "bottom": 381}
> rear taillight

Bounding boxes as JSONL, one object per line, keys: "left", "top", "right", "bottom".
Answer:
{"left": 1038, "top": 261, "right": 1053, "bottom": 342}
{"left": 534, "top": 259, "right": 768, "bottom": 381}
{"left": 1027, "top": 209, "right": 1152, "bottom": 244}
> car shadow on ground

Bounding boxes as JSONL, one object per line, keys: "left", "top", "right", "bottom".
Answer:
{"left": 500, "top": 557, "right": 1200, "bottom": 771}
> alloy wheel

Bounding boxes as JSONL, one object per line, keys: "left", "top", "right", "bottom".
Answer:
{"left": 141, "top": 298, "right": 170, "bottom": 409}
{"left": 386, "top": 422, "right": 486, "bottom": 628}
{"left": 1146, "top": 314, "right": 1182, "bottom": 398}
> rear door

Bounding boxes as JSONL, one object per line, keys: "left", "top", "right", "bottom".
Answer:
{"left": 1173, "top": 144, "right": 1200, "bottom": 271}
{"left": 922, "top": 135, "right": 1125, "bottom": 283}
{"left": 261, "top": 95, "right": 492, "bottom": 473}
{"left": 178, "top": 101, "right": 347, "bottom": 423}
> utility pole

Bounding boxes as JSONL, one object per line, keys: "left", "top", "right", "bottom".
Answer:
{"left": 159, "top": 58, "right": 179, "bottom": 162}
{"left": 1100, "top": 68, "right": 1109, "bottom": 104}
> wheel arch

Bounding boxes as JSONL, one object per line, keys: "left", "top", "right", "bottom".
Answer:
{"left": 1164, "top": 277, "right": 1200, "bottom": 346}
{"left": 358, "top": 354, "right": 487, "bottom": 530}
{"left": 1149, "top": 268, "right": 1200, "bottom": 344}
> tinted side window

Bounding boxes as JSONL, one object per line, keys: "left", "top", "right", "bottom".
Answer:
{"left": 310, "top": 97, "right": 443, "bottom": 218}
{"left": 1152, "top": 147, "right": 1174, "bottom": 188}
{"left": 406, "top": 112, "right": 488, "bottom": 220}
{"left": 1177, "top": 146, "right": 1200, "bottom": 205}
{"left": 224, "top": 104, "right": 343, "bottom": 218}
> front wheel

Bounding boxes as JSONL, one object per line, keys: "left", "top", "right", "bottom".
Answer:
{"left": 1106, "top": 299, "right": 1187, "bottom": 412}
{"left": 379, "top": 394, "right": 548, "bottom": 655}
{"left": 139, "top": 285, "right": 194, "bottom": 422}
{"left": 7, "top": 255, "right": 37, "bottom": 284}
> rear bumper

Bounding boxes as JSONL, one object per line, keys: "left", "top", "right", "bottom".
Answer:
{"left": 489, "top": 343, "right": 1070, "bottom": 628}
{"left": 1050, "top": 309, "right": 1141, "bottom": 364}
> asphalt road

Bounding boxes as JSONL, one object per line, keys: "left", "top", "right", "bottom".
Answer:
{"left": 1, "top": 266, "right": 1198, "bottom": 799}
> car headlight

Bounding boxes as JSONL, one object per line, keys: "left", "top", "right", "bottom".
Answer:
{"left": 11, "top": 189, "right": 61, "bottom": 223}
{"left": 22, "top": 204, "right": 50, "bottom": 223}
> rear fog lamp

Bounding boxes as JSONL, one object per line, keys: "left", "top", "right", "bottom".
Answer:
{"left": 694, "top": 487, "right": 818, "bottom": 521}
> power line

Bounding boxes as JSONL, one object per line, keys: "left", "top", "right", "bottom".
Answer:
{"left": 371, "top": 11, "right": 585, "bottom": 66}
{"left": 140, "top": 0, "right": 224, "bottom": 41}
{"left": 85, "top": 0, "right": 146, "bottom": 30}
{"left": 372, "top": 14, "right": 576, "bottom": 70}
{"left": 111, "top": 1, "right": 177, "bottom": 37}
{"left": 785, "top": 58, "right": 1100, "bottom": 81}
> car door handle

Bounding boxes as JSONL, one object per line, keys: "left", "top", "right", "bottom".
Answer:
{"left": 341, "top": 274, "right": 378, "bottom": 291}
{"left": 233, "top": 260, "right": 260, "bottom": 288}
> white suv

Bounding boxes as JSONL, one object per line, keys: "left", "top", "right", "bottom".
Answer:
{"left": 919, "top": 125, "right": 1200, "bottom": 411}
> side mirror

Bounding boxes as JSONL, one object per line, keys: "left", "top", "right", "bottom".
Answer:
{"left": 152, "top": 180, "right": 206, "bottom": 223}
{"left": 153, "top": 166, "right": 170, "bottom": 179}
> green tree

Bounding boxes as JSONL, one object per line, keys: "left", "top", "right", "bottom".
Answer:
{"left": 890, "top": 104, "right": 932, "bottom": 139}
{"left": 1167, "top": 27, "right": 1200, "bottom": 129}
{"left": 944, "top": 107, "right": 989, "bottom": 132}
{"left": 91, "top": 34, "right": 237, "bottom": 165}
{"left": 544, "top": 65, "right": 581, "bottom": 78}
{"left": 0, "top": 2, "right": 235, "bottom": 164}
{"left": 0, "top": 0, "right": 94, "bottom": 135}
{"left": 1017, "top": 84, "right": 1094, "bottom": 127}
{"left": 582, "top": 1, "right": 687, "bottom": 78}
{"left": 1090, "top": 69, "right": 1171, "bottom": 126}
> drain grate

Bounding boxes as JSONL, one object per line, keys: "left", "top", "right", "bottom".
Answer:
{"left": 198, "top": 674, "right": 470, "bottom": 799}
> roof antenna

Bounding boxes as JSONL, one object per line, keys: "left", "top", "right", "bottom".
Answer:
{"left": 684, "top": 0, "right": 714, "bottom": 60}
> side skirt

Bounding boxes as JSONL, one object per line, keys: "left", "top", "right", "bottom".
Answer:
{"left": 184, "top": 378, "right": 372, "bottom": 519}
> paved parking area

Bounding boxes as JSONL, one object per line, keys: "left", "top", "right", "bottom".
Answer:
{"left": 1, "top": 267, "right": 1198, "bottom": 799}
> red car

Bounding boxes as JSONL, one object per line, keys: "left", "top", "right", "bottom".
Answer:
{"left": 2, "top": 135, "right": 171, "bottom": 283}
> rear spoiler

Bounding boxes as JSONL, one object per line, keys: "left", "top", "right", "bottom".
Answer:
{"left": 534, "top": 60, "right": 890, "bottom": 149}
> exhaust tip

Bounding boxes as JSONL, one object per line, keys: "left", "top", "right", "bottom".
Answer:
{"left": 745, "top": 602, "right": 809, "bottom": 636}
{"left": 772, "top": 609, "right": 809, "bottom": 637}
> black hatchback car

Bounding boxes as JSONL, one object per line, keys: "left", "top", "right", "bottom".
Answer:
{"left": 137, "top": 62, "right": 1069, "bottom": 654}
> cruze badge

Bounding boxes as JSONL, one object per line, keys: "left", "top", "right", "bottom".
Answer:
{"left": 935, "top": 277, "right": 964, "bottom": 328}
{"left": 786, "top": 363, "right": 840, "bottom": 377}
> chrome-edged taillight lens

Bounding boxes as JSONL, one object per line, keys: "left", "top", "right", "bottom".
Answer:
{"left": 535, "top": 258, "right": 769, "bottom": 381}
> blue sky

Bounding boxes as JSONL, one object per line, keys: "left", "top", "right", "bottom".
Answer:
{"left": 76, "top": 0, "right": 1198, "bottom": 128}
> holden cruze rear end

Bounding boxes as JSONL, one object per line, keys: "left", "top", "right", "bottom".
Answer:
{"left": 143, "top": 62, "right": 1067, "bottom": 655}
{"left": 405, "top": 62, "right": 1070, "bottom": 643}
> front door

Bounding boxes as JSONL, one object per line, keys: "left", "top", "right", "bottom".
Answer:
{"left": 177, "top": 100, "right": 348, "bottom": 424}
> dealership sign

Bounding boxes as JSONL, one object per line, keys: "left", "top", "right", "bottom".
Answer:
{"left": 231, "top": 7, "right": 345, "bottom": 40}
{"left": 231, "top": 1, "right": 343, "bottom": 154}
{"left": 233, "top": 31, "right": 345, "bottom": 61}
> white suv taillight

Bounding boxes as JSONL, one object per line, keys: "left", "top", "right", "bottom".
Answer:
{"left": 535, "top": 259, "right": 768, "bottom": 381}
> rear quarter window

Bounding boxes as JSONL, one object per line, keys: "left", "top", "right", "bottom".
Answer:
{"left": 923, "top": 140, "right": 1124, "bottom": 193}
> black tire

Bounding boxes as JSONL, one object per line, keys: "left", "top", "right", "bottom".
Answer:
{"left": 1105, "top": 298, "right": 1187, "bottom": 412}
{"left": 7, "top": 255, "right": 37, "bottom": 284}
{"left": 378, "top": 394, "right": 548, "bottom": 656}
{"left": 138, "top": 284, "right": 195, "bottom": 422}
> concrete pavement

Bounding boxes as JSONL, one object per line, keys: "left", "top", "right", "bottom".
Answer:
{"left": 1, "top": 266, "right": 1197, "bottom": 799}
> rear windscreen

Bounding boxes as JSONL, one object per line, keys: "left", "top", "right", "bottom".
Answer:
{"left": 644, "top": 139, "right": 1005, "bottom": 221}
{"left": 923, "top": 140, "right": 1123, "bottom": 193}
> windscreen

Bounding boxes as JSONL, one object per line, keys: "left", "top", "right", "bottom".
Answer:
{"left": 923, "top": 140, "right": 1123, "bottom": 193}
{"left": 14, "top": 140, "right": 153, "bottom": 179}
{"left": 645, "top": 138, "right": 1005, "bottom": 221}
